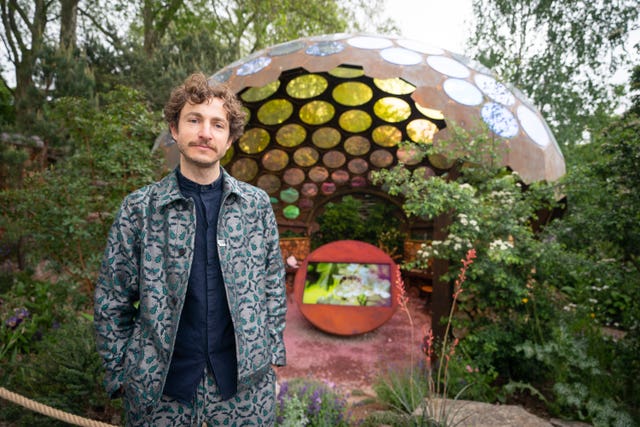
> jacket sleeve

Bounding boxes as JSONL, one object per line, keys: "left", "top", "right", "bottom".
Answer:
{"left": 261, "top": 194, "right": 287, "bottom": 366}
{"left": 94, "top": 197, "right": 141, "bottom": 397}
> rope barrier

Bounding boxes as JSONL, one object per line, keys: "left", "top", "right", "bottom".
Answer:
{"left": 0, "top": 386, "right": 118, "bottom": 427}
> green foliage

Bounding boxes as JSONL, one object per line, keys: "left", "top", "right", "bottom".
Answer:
{"left": 0, "top": 84, "right": 15, "bottom": 125}
{"left": 0, "top": 316, "right": 121, "bottom": 426}
{"left": 0, "top": 86, "right": 163, "bottom": 292}
{"left": 538, "top": 112, "right": 640, "bottom": 332}
{"left": 359, "top": 410, "right": 422, "bottom": 427}
{"left": 276, "top": 378, "right": 352, "bottom": 426}
{"left": 0, "top": 273, "right": 87, "bottom": 362}
{"left": 516, "top": 324, "right": 635, "bottom": 425}
{"left": 314, "top": 195, "right": 401, "bottom": 248}
{"left": 440, "top": 353, "right": 498, "bottom": 403}
{"left": 373, "top": 365, "right": 431, "bottom": 415}
{"left": 467, "top": 0, "right": 640, "bottom": 147}
{"left": 373, "top": 119, "right": 640, "bottom": 423}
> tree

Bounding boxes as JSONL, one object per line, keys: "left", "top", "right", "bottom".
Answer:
{"left": 1, "top": 0, "right": 50, "bottom": 127}
{"left": 0, "top": 87, "right": 164, "bottom": 291}
{"left": 467, "top": 0, "right": 640, "bottom": 148}
{"left": 1, "top": 0, "right": 396, "bottom": 130}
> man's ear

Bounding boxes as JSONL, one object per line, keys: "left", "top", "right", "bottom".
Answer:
{"left": 170, "top": 124, "right": 178, "bottom": 140}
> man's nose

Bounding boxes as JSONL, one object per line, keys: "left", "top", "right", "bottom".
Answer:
{"left": 199, "top": 123, "right": 213, "bottom": 139}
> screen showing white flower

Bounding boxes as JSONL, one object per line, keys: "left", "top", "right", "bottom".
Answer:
{"left": 303, "top": 262, "right": 392, "bottom": 306}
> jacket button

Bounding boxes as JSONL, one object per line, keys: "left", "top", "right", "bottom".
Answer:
{"left": 145, "top": 405, "right": 154, "bottom": 415}
{"left": 178, "top": 248, "right": 186, "bottom": 256}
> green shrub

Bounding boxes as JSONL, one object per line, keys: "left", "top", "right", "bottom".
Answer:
{"left": 313, "top": 195, "right": 401, "bottom": 249}
{"left": 0, "top": 273, "right": 86, "bottom": 362}
{"left": 373, "top": 365, "right": 430, "bottom": 415}
{"left": 0, "top": 316, "right": 121, "bottom": 426}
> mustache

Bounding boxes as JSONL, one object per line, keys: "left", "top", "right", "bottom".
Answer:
{"left": 187, "top": 142, "right": 216, "bottom": 150}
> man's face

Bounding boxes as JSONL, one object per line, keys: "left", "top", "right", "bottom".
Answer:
{"left": 171, "top": 98, "right": 233, "bottom": 172}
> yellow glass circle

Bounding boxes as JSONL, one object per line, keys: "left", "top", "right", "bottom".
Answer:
{"left": 261, "top": 149, "right": 289, "bottom": 171}
{"left": 230, "top": 158, "right": 259, "bottom": 181}
{"left": 238, "top": 128, "right": 270, "bottom": 154}
{"left": 286, "top": 74, "right": 328, "bottom": 99}
{"left": 372, "top": 125, "right": 402, "bottom": 147}
{"left": 374, "top": 97, "right": 412, "bottom": 123}
{"left": 329, "top": 66, "right": 365, "bottom": 78}
{"left": 242, "top": 106, "right": 251, "bottom": 125}
{"left": 312, "top": 127, "right": 341, "bottom": 149}
{"left": 373, "top": 78, "right": 415, "bottom": 95}
{"left": 276, "top": 124, "right": 306, "bottom": 147}
{"left": 299, "top": 101, "right": 335, "bottom": 125}
{"left": 332, "top": 82, "right": 373, "bottom": 106}
{"left": 221, "top": 146, "right": 234, "bottom": 166}
{"left": 339, "top": 110, "right": 372, "bottom": 133}
{"left": 406, "top": 119, "right": 438, "bottom": 143}
{"left": 257, "top": 99, "right": 293, "bottom": 125}
{"left": 293, "top": 147, "right": 320, "bottom": 167}
{"left": 415, "top": 102, "right": 445, "bottom": 120}
{"left": 344, "top": 136, "right": 371, "bottom": 156}
{"left": 241, "top": 81, "right": 280, "bottom": 102}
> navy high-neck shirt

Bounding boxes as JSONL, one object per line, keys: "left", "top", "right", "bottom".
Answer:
{"left": 163, "top": 170, "right": 238, "bottom": 404}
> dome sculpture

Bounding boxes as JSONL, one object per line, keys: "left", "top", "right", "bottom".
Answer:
{"left": 159, "top": 33, "right": 565, "bottom": 230}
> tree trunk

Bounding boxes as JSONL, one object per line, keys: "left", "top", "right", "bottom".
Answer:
{"left": 59, "top": 0, "right": 79, "bottom": 52}
{"left": 7, "top": 0, "right": 48, "bottom": 128}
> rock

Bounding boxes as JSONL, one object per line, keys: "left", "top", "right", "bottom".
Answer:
{"left": 413, "top": 398, "right": 555, "bottom": 427}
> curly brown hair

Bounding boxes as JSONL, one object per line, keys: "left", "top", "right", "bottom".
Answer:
{"left": 163, "top": 72, "right": 246, "bottom": 142}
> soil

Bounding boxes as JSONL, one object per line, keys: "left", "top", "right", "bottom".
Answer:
{"left": 272, "top": 288, "right": 574, "bottom": 427}
{"left": 273, "top": 286, "right": 431, "bottom": 421}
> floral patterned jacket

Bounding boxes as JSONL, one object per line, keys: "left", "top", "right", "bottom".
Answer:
{"left": 94, "top": 169, "right": 286, "bottom": 418}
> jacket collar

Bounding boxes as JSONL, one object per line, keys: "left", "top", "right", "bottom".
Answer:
{"left": 155, "top": 168, "right": 248, "bottom": 208}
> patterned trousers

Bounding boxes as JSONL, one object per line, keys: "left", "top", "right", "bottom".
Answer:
{"left": 124, "top": 368, "right": 276, "bottom": 427}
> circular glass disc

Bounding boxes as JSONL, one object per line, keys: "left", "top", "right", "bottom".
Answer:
{"left": 300, "top": 101, "right": 335, "bottom": 125}
{"left": 339, "top": 110, "right": 372, "bottom": 133}
{"left": 276, "top": 124, "right": 307, "bottom": 147}
{"left": 332, "top": 82, "right": 373, "bottom": 106}
{"left": 286, "top": 74, "right": 329, "bottom": 99}
{"left": 257, "top": 99, "right": 293, "bottom": 125}
{"left": 238, "top": 128, "right": 270, "bottom": 154}
{"left": 373, "top": 97, "right": 411, "bottom": 122}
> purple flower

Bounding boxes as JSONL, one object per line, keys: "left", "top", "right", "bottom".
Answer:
{"left": 15, "top": 308, "right": 29, "bottom": 320}
{"left": 5, "top": 316, "right": 19, "bottom": 329}
{"left": 308, "top": 389, "right": 322, "bottom": 415}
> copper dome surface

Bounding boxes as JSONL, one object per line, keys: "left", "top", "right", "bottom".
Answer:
{"left": 160, "top": 33, "right": 565, "bottom": 226}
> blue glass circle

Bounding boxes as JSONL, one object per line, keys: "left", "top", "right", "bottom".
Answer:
{"left": 237, "top": 56, "right": 272, "bottom": 76}
{"left": 481, "top": 103, "right": 519, "bottom": 138}
{"left": 306, "top": 41, "right": 345, "bottom": 57}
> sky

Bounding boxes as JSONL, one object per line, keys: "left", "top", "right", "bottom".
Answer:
{"left": 382, "top": 0, "right": 475, "bottom": 54}
{"left": 382, "top": 0, "right": 639, "bottom": 90}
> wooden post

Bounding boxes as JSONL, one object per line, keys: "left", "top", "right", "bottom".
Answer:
{"left": 431, "top": 212, "right": 452, "bottom": 341}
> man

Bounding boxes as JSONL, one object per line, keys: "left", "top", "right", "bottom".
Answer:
{"left": 94, "top": 72, "right": 287, "bottom": 426}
